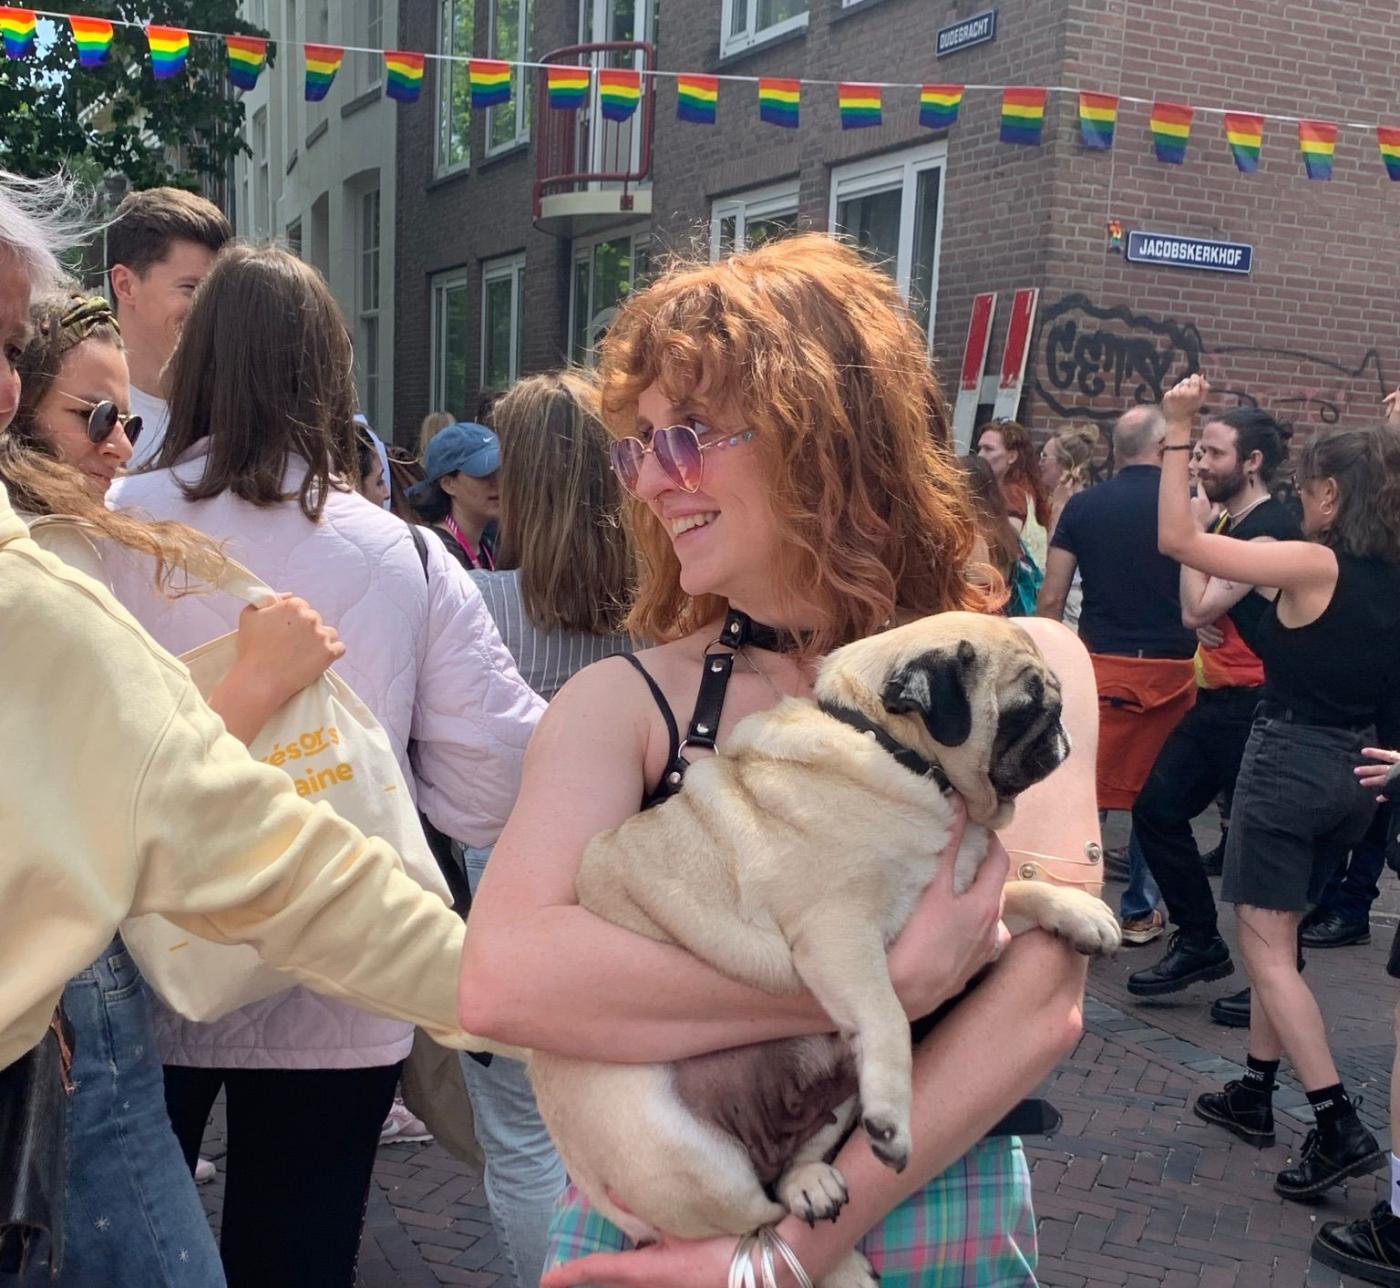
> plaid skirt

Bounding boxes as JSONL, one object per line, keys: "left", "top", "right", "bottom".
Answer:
{"left": 544, "top": 1135, "right": 1037, "bottom": 1287}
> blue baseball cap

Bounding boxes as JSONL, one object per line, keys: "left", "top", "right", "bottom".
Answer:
{"left": 411, "top": 422, "right": 500, "bottom": 498}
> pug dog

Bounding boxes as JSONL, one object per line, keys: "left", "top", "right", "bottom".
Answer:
{"left": 530, "top": 612, "right": 1119, "bottom": 1288}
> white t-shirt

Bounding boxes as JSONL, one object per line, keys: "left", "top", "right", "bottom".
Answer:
{"left": 127, "top": 385, "right": 170, "bottom": 469}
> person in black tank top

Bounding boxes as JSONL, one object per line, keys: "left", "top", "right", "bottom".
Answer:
{"left": 1160, "top": 377, "right": 1400, "bottom": 1213}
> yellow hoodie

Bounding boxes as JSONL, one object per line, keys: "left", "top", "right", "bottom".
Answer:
{"left": 0, "top": 480, "right": 503, "bottom": 1069}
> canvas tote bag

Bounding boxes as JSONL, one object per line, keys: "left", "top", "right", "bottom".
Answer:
{"left": 29, "top": 518, "right": 452, "bottom": 1022}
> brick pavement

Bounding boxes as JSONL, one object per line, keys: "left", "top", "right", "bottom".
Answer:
{"left": 194, "top": 812, "right": 1398, "bottom": 1286}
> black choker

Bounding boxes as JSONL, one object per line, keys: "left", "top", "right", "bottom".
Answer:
{"left": 818, "top": 702, "right": 952, "bottom": 792}
{"left": 719, "top": 607, "right": 804, "bottom": 654}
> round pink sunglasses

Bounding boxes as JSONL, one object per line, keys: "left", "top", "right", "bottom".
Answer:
{"left": 609, "top": 423, "right": 754, "bottom": 496}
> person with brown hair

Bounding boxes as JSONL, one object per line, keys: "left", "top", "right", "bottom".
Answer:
{"left": 408, "top": 421, "right": 501, "bottom": 570}
{"left": 1040, "top": 421, "right": 1100, "bottom": 539}
{"left": 960, "top": 453, "right": 1020, "bottom": 600}
{"left": 105, "top": 187, "right": 231, "bottom": 468}
{"left": 976, "top": 418, "right": 1050, "bottom": 565}
{"left": 459, "top": 234, "right": 1101, "bottom": 1287}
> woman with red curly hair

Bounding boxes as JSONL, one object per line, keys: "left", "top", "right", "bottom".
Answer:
{"left": 462, "top": 234, "right": 1102, "bottom": 1287}
{"left": 977, "top": 419, "right": 1050, "bottom": 567}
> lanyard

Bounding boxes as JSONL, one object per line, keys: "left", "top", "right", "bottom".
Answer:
{"left": 444, "top": 514, "right": 494, "bottom": 570}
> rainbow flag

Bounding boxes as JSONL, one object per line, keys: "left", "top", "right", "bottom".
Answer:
{"left": 226, "top": 35, "right": 268, "bottom": 91}
{"left": 1298, "top": 119, "right": 1337, "bottom": 180}
{"left": 1000, "top": 87, "right": 1046, "bottom": 145}
{"left": 758, "top": 78, "right": 799, "bottom": 128}
{"left": 1079, "top": 91, "right": 1118, "bottom": 150}
{"left": 838, "top": 82, "right": 881, "bottom": 129}
{"left": 1150, "top": 101, "right": 1193, "bottom": 164}
{"left": 384, "top": 50, "right": 425, "bottom": 103}
{"left": 599, "top": 68, "right": 641, "bottom": 122}
{"left": 468, "top": 58, "right": 510, "bottom": 109}
{"left": 147, "top": 25, "right": 190, "bottom": 80}
{"left": 919, "top": 84, "right": 963, "bottom": 130}
{"left": 1378, "top": 126, "right": 1400, "bottom": 181}
{"left": 1224, "top": 112, "right": 1263, "bottom": 172}
{"left": 0, "top": 7, "right": 35, "bottom": 59}
{"left": 69, "top": 15, "right": 114, "bottom": 67}
{"left": 547, "top": 65, "right": 589, "bottom": 110}
{"left": 304, "top": 44, "right": 342, "bottom": 101}
{"left": 676, "top": 73, "right": 718, "bottom": 124}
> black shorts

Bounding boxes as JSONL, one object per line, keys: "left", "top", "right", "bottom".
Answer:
{"left": 1221, "top": 715, "right": 1377, "bottom": 914}
{"left": 1389, "top": 921, "right": 1400, "bottom": 980}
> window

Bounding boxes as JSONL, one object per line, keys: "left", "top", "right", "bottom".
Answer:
{"left": 570, "top": 230, "right": 648, "bottom": 364}
{"left": 252, "top": 107, "right": 270, "bottom": 237}
{"left": 431, "top": 269, "right": 471, "bottom": 418}
{"left": 488, "top": 0, "right": 530, "bottom": 153}
{"left": 357, "top": 187, "right": 382, "bottom": 424}
{"left": 829, "top": 141, "right": 946, "bottom": 338}
{"left": 285, "top": 218, "right": 303, "bottom": 258}
{"left": 355, "top": 0, "right": 384, "bottom": 94}
{"left": 710, "top": 181, "right": 798, "bottom": 259}
{"left": 720, "top": 0, "right": 807, "bottom": 57}
{"left": 436, "top": 0, "right": 474, "bottom": 174}
{"left": 481, "top": 255, "right": 525, "bottom": 391}
{"left": 284, "top": 0, "right": 299, "bottom": 152}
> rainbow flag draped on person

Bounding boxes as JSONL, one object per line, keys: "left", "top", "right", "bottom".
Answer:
{"left": 0, "top": 7, "right": 36, "bottom": 59}
{"left": 547, "top": 65, "right": 589, "bottom": 110}
{"left": 838, "top": 83, "right": 881, "bottom": 129}
{"left": 146, "top": 25, "right": 190, "bottom": 79}
{"left": 1078, "top": 91, "right": 1118, "bottom": 150}
{"left": 919, "top": 84, "right": 963, "bottom": 130}
{"left": 226, "top": 35, "right": 268, "bottom": 91}
{"left": 758, "top": 78, "right": 799, "bottom": 128}
{"left": 599, "top": 68, "right": 642, "bottom": 122}
{"left": 1298, "top": 120, "right": 1337, "bottom": 180}
{"left": 468, "top": 58, "right": 511, "bottom": 108}
{"left": 304, "top": 44, "right": 342, "bottom": 100}
{"left": 1150, "top": 101, "right": 1193, "bottom": 163}
{"left": 1000, "top": 87, "right": 1046, "bottom": 145}
{"left": 69, "top": 15, "right": 114, "bottom": 67}
{"left": 384, "top": 50, "right": 425, "bottom": 103}
{"left": 676, "top": 73, "right": 718, "bottom": 124}
{"left": 1224, "top": 112, "right": 1264, "bottom": 172}
{"left": 1378, "top": 127, "right": 1400, "bottom": 181}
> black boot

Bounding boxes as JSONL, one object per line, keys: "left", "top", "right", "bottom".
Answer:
{"left": 1127, "top": 932, "right": 1234, "bottom": 996}
{"left": 1301, "top": 909, "right": 1371, "bottom": 949}
{"left": 1275, "top": 1112, "right": 1383, "bottom": 1200}
{"left": 1210, "top": 986, "right": 1251, "bottom": 1028}
{"left": 1313, "top": 1201, "right": 1400, "bottom": 1286}
{"left": 1193, "top": 1081, "right": 1275, "bottom": 1146}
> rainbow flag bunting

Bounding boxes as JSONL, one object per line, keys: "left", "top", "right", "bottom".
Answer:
{"left": 304, "top": 44, "right": 342, "bottom": 101}
{"left": 0, "top": 7, "right": 35, "bottom": 59}
{"left": 146, "top": 25, "right": 190, "bottom": 79}
{"left": 69, "top": 15, "right": 114, "bottom": 67}
{"left": 1150, "top": 101, "right": 1193, "bottom": 164}
{"left": 468, "top": 58, "right": 511, "bottom": 108}
{"left": 1079, "top": 91, "right": 1118, "bottom": 150}
{"left": 758, "top": 78, "right": 799, "bottom": 128}
{"left": 1000, "top": 87, "right": 1047, "bottom": 145}
{"left": 920, "top": 84, "right": 963, "bottom": 130}
{"left": 1224, "top": 112, "right": 1264, "bottom": 172}
{"left": 838, "top": 82, "right": 881, "bottom": 129}
{"left": 226, "top": 34, "right": 268, "bottom": 91}
{"left": 547, "top": 65, "right": 590, "bottom": 110}
{"left": 1298, "top": 119, "right": 1337, "bottom": 180}
{"left": 384, "top": 50, "right": 425, "bottom": 103}
{"left": 1378, "top": 126, "right": 1400, "bottom": 181}
{"left": 676, "top": 73, "right": 718, "bottom": 124}
{"left": 599, "top": 68, "right": 642, "bottom": 122}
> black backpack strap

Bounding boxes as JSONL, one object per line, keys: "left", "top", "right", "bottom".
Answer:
{"left": 409, "top": 524, "right": 431, "bottom": 582}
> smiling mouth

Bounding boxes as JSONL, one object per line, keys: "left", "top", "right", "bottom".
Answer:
{"left": 669, "top": 512, "right": 718, "bottom": 538}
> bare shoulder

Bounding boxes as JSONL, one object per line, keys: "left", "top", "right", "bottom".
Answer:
{"left": 1012, "top": 618, "right": 1094, "bottom": 691}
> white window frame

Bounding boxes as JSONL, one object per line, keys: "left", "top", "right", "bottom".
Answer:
{"left": 480, "top": 253, "right": 526, "bottom": 390}
{"left": 355, "top": 0, "right": 384, "bottom": 94}
{"left": 436, "top": 0, "right": 474, "bottom": 175}
{"left": 252, "top": 107, "right": 270, "bottom": 237}
{"left": 486, "top": 0, "right": 531, "bottom": 156}
{"left": 357, "top": 186, "right": 382, "bottom": 425}
{"left": 431, "top": 267, "right": 472, "bottom": 416}
{"left": 720, "top": 0, "right": 808, "bottom": 58}
{"left": 568, "top": 225, "right": 648, "bottom": 366}
{"left": 828, "top": 140, "right": 948, "bottom": 341}
{"left": 710, "top": 180, "right": 799, "bottom": 260}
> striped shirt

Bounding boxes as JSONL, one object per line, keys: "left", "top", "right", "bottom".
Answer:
{"left": 470, "top": 568, "right": 633, "bottom": 702}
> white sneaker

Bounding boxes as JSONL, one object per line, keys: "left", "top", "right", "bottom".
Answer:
{"left": 194, "top": 1156, "right": 216, "bottom": 1184}
{"left": 380, "top": 1098, "right": 433, "bottom": 1145}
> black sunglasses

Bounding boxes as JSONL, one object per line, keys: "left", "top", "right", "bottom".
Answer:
{"left": 62, "top": 394, "right": 143, "bottom": 449}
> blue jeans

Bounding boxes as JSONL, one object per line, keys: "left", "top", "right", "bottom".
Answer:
{"left": 11, "top": 938, "right": 223, "bottom": 1288}
{"left": 1116, "top": 824, "right": 1162, "bottom": 921}
{"left": 462, "top": 848, "right": 569, "bottom": 1288}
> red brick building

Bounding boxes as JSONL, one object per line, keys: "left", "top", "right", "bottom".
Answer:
{"left": 393, "top": 0, "right": 1400, "bottom": 449}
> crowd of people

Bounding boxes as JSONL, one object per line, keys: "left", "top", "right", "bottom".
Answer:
{"left": 1, "top": 165, "right": 1400, "bottom": 1288}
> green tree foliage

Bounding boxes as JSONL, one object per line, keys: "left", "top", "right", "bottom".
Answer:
{"left": 0, "top": 2, "right": 272, "bottom": 189}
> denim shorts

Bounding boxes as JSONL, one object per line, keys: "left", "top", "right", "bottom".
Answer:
{"left": 1221, "top": 715, "right": 1378, "bottom": 913}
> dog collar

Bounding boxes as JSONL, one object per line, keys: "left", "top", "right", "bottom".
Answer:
{"left": 817, "top": 702, "right": 952, "bottom": 792}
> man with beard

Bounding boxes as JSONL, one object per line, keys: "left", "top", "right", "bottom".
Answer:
{"left": 1128, "top": 407, "right": 1299, "bottom": 1001}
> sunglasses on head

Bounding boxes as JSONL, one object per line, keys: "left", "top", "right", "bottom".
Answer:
{"left": 61, "top": 393, "right": 143, "bottom": 449}
{"left": 608, "top": 422, "right": 754, "bottom": 497}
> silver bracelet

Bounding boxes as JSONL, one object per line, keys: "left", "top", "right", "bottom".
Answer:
{"left": 727, "top": 1228, "right": 815, "bottom": 1288}
{"left": 763, "top": 1228, "right": 815, "bottom": 1288}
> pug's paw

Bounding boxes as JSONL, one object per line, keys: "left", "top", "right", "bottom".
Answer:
{"left": 777, "top": 1161, "right": 849, "bottom": 1225}
{"left": 817, "top": 1248, "right": 879, "bottom": 1288}
{"left": 861, "top": 1113, "right": 911, "bottom": 1173}
{"left": 1041, "top": 891, "right": 1121, "bottom": 956}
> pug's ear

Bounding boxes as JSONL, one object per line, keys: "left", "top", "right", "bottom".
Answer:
{"left": 882, "top": 640, "right": 977, "bottom": 747}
